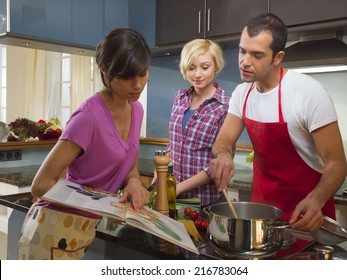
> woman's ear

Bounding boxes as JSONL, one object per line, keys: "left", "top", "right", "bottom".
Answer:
{"left": 99, "top": 65, "right": 108, "bottom": 77}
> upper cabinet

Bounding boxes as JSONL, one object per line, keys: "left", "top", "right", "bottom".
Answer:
{"left": 7, "top": 0, "right": 129, "bottom": 49}
{"left": 155, "top": 0, "right": 269, "bottom": 46}
{"left": 269, "top": 0, "right": 347, "bottom": 27}
{"left": 205, "top": 0, "right": 269, "bottom": 38}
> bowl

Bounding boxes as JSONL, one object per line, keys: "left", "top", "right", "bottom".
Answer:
{"left": 311, "top": 216, "right": 347, "bottom": 245}
{"left": 37, "top": 131, "right": 62, "bottom": 140}
{"left": 0, "top": 121, "right": 10, "bottom": 141}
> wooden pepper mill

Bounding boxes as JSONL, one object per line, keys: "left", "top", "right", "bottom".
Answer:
{"left": 153, "top": 150, "right": 170, "bottom": 216}
{"left": 153, "top": 150, "right": 171, "bottom": 253}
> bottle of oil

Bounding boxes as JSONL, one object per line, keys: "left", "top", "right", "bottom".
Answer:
{"left": 166, "top": 165, "right": 176, "bottom": 220}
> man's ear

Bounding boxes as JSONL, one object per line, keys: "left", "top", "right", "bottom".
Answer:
{"left": 274, "top": 51, "right": 285, "bottom": 66}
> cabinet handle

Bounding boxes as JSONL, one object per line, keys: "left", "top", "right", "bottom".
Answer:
{"left": 207, "top": 8, "right": 211, "bottom": 32}
{"left": 198, "top": 10, "right": 202, "bottom": 34}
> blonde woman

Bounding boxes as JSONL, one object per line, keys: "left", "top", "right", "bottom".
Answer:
{"left": 168, "top": 39, "right": 232, "bottom": 207}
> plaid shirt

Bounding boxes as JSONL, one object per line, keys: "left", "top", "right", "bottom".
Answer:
{"left": 168, "top": 82, "right": 230, "bottom": 206}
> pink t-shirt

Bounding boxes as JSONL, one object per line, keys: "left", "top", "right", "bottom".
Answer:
{"left": 37, "top": 93, "right": 143, "bottom": 218}
{"left": 60, "top": 93, "right": 144, "bottom": 193}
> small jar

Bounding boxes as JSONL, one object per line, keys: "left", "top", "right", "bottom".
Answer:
{"left": 314, "top": 245, "right": 334, "bottom": 260}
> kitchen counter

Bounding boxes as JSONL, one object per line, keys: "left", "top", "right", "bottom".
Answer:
{"left": 1, "top": 163, "right": 346, "bottom": 206}
{"left": 1, "top": 192, "right": 347, "bottom": 260}
{"left": 0, "top": 158, "right": 156, "bottom": 187}
{"left": 0, "top": 165, "right": 40, "bottom": 187}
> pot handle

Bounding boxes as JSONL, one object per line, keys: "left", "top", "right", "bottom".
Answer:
{"left": 203, "top": 205, "right": 211, "bottom": 216}
{"left": 272, "top": 221, "right": 291, "bottom": 229}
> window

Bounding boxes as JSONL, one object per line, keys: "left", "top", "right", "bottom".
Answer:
{"left": 0, "top": 45, "right": 6, "bottom": 122}
{"left": 61, "top": 53, "right": 71, "bottom": 127}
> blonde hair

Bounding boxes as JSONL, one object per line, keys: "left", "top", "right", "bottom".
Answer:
{"left": 179, "top": 39, "right": 224, "bottom": 80}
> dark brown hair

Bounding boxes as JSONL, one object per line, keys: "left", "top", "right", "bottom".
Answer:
{"left": 245, "top": 13, "right": 288, "bottom": 59}
{"left": 95, "top": 28, "right": 151, "bottom": 88}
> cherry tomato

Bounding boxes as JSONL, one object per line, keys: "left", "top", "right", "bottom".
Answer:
{"left": 194, "top": 219, "right": 202, "bottom": 229}
{"left": 201, "top": 220, "right": 208, "bottom": 231}
{"left": 47, "top": 121, "right": 52, "bottom": 126}
{"left": 190, "top": 210, "right": 199, "bottom": 220}
{"left": 184, "top": 207, "right": 192, "bottom": 217}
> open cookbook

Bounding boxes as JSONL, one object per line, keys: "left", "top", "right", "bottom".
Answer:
{"left": 42, "top": 178, "right": 199, "bottom": 254}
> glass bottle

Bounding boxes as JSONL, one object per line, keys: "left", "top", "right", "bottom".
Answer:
{"left": 166, "top": 165, "right": 176, "bottom": 220}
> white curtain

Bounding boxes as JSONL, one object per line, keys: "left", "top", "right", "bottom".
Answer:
{"left": 23, "top": 51, "right": 99, "bottom": 122}
{"left": 70, "top": 55, "right": 93, "bottom": 112}
{"left": 24, "top": 49, "right": 61, "bottom": 120}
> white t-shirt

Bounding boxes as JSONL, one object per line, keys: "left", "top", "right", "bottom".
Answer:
{"left": 229, "top": 70, "right": 338, "bottom": 173}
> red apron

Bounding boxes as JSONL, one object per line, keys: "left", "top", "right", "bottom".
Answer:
{"left": 243, "top": 67, "right": 335, "bottom": 221}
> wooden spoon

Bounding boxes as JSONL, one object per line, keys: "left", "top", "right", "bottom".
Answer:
{"left": 222, "top": 189, "right": 239, "bottom": 219}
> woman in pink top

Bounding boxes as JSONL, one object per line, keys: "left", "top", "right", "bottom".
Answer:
{"left": 19, "top": 28, "right": 151, "bottom": 260}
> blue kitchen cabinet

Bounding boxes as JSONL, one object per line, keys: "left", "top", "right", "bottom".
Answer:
{"left": 128, "top": 0, "right": 156, "bottom": 48}
{"left": 71, "top": 0, "right": 104, "bottom": 47}
{"left": 8, "top": 0, "right": 129, "bottom": 48}
{"left": 46, "top": 0, "right": 73, "bottom": 43}
{"left": 104, "top": 0, "right": 129, "bottom": 36}
{"left": 9, "top": 0, "right": 73, "bottom": 43}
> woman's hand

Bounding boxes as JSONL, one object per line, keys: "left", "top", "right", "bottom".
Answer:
{"left": 119, "top": 177, "right": 149, "bottom": 211}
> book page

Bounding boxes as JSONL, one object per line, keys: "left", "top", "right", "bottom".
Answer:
{"left": 124, "top": 205, "right": 199, "bottom": 255}
{"left": 43, "top": 179, "right": 199, "bottom": 255}
{"left": 42, "top": 179, "right": 126, "bottom": 221}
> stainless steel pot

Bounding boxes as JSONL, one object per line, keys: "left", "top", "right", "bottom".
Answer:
{"left": 205, "top": 202, "right": 289, "bottom": 256}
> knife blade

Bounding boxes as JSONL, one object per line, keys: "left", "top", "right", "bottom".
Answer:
{"left": 147, "top": 180, "right": 157, "bottom": 192}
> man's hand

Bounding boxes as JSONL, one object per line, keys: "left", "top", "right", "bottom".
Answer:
{"left": 289, "top": 197, "right": 323, "bottom": 232}
{"left": 208, "top": 152, "right": 234, "bottom": 191}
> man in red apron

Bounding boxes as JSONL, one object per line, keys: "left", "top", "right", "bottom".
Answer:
{"left": 209, "top": 13, "right": 347, "bottom": 232}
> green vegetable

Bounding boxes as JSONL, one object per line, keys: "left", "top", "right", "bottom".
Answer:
{"left": 245, "top": 151, "right": 254, "bottom": 163}
{"left": 49, "top": 117, "right": 62, "bottom": 128}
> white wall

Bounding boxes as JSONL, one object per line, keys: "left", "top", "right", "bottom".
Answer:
{"left": 308, "top": 71, "right": 347, "bottom": 159}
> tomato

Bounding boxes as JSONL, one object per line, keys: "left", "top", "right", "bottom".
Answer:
{"left": 194, "top": 219, "right": 202, "bottom": 229}
{"left": 184, "top": 207, "right": 192, "bottom": 217}
{"left": 47, "top": 121, "right": 52, "bottom": 126}
{"left": 201, "top": 220, "right": 208, "bottom": 231}
{"left": 55, "top": 128, "right": 62, "bottom": 134}
{"left": 36, "top": 119, "right": 46, "bottom": 125}
{"left": 190, "top": 210, "right": 199, "bottom": 220}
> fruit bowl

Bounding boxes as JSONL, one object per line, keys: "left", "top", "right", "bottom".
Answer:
{"left": 37, "top": 131, "right": 62, "bottom": 140}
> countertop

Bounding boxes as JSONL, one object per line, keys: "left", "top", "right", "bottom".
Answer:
{"left": 1, "top": 162, "right": 346, "bottom": 206}
{"left": 0, "top": 158, "right": 156, "bottom": 186}
{"left": 1, "top": 192, "right": 347, "bottom": 260}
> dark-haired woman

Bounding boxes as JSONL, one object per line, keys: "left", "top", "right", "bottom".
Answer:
{"left": 18, "top": 28, "right": 151, "bottom": 260}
